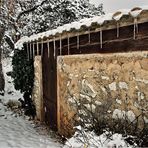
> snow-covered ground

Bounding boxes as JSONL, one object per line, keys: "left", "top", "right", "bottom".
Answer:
{"left": 64, "top": 126, "right": 132, "bottom": 148}
{"left": 0, "top": 102, "right": 62, "bottom": 148}
{"left": 0, "top": 57, "right": 62, "bottom": 148}
{"left": 1, "top": 57, "right": 23, "bottom": 103}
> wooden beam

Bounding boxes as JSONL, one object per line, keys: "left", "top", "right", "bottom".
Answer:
{"left": 67, "top": 35, "right": 70, "bottom": 55}
{"left": 41, "top": 40, "right": 43, "bottom": 57}
{"left": 60, "top": 35, "right": 62, "bottom": 55}
{"left": 53, "top": 37, "right": 56, "bottom": 58}
{"left": 77, "top": 33, "right": 79, "bottom": 50}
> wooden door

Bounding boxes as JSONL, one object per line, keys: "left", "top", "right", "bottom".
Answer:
{"left": 42, "top": 42, "right": 57, "bottom": 130}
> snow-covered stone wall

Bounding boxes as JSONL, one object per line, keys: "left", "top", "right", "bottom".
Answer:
{"left": 57, "top": 51, "right": 148, "bottom": 137}
{"left": 32, "top": 56, "right": 43, "bottom": 121}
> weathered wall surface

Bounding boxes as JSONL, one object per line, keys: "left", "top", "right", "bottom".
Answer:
{"left": 57, "top": 52, "right": 148, "bottom": 137}
{"left": 32, "top": 56, "right": 43, "bottom": 121}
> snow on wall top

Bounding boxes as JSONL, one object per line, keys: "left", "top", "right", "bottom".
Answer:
{"left": 15, "top": 6, "right": 148, "bottom": 50}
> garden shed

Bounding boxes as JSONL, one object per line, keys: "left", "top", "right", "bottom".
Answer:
{"left": 15, "top": 6, "right": 148, "bottom": 137}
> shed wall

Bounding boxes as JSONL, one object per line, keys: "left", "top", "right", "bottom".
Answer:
{"left": 57, "top": 52, "right": 148, "bottom": 137}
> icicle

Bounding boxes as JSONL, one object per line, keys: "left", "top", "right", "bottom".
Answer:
{"left": 100, "top": 27, "right": 103, "bottom": 49}
{"left": 41, "top": 41, "right": 43, "bottom": 57}
{"left": 33, "top": 43, "right": 35, "bottom": 58}
{"left": 133, "top": 18, "right": 139, "bottom": 39}
{"left": 60, "top": 35, "right": 62, "bottom": 55}
{"left": 77, "top": 33, "right": 79, "bottom": 50}
{"left": 30, "top": 43, "right": 32, "bottom": 59}
{"left": 47, "top": 41, "right": 50, "bottom": 58}
{"left": 134, "top": 21, "right": 136, "bottom": 40}
{"left": 135, "top": 18, "right": 138, "bottom": 34}
{"left": 53, "top": 37, "right": 56, "bottom": 58}
{"left": 88, "top": 28, "right": 91, "bottom": 44}
{"left": 117, "top": 22, "right": 120, "bottom": 38}
{"left": 37, "top": 42, "right": 39, "bottom": 55}
{"left": 26, "top": 43, "right": 29, "bottom": 60}
{"left": 67, "top": 35, "right": 70, "bottom": 55}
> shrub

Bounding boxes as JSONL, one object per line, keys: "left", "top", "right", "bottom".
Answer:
{"left": 12, "top": 49, "right": 34, "bottom": 94}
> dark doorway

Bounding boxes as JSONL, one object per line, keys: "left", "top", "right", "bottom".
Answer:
{"left": 42, "top": 42, "right": 57, "bottom": 130}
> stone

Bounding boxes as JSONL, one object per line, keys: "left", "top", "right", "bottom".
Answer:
{"left": 139, "top": 59, "right": 148, "bottom": 71}
{"left": 95, "top": 101, "right": 102, "bottom": 106}
{"left": 109, "top": 82, "right": 117, "bottom": 91}
{"left": 116, "top": 99, "right": 122, "bottom": 104}
{"left": 118, "top": 82, "right": 128, "bottom": 90}
{"left": 138, "top": 92, "right": 145, "bottom": 101}
{"left": 81, "top": 79, "right": 97, "bottom": 98}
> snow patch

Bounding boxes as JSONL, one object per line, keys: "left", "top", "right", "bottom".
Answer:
{"left": 1, "top": 58, "right": 23, "bottom": 103}
{"left": 130, "top": 9, "right": 142, "bottom": 18}
{"left": 0, "top": 102, "right": 61, "bottom": 147}
{"left": 64, "top": 127, "right": 131, "bottom": 148}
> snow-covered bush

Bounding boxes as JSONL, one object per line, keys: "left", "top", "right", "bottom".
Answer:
{"left": 6, "top": 99, "right": 21, "bottom": 110}
{"left": 68, "top": 94, "right": 148, "bottom": 147}
{"left": 12, "top": 49, "right": 34, "bottom": 94}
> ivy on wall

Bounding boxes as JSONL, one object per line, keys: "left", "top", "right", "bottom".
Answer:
{"left": 12, "top": 49, "right": 34, "bottom": 94}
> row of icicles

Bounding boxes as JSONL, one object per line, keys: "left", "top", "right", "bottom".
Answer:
{"left": 26, "top": 8, "right": 142, "bottom": 59}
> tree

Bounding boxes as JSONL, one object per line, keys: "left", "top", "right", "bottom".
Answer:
{"left": 1, "top": 0, "right": 104, "bottom": 95}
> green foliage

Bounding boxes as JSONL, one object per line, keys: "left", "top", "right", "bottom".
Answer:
{"left": 12, "top": 49, "right": 34, "bottom": 94}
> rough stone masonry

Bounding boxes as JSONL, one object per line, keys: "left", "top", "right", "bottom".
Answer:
{"left": 57, "top": 51, "right": 148, "bottom": 137}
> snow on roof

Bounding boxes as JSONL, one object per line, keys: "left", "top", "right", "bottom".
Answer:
{"left": 15, "top": 6, "right": 148, "bottom": 50}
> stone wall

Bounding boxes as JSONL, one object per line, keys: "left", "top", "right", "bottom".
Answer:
{"left": 57, "top": 51, "right": 148, "bottom": 137}
{"left": 32, "top": 56, "right": 43, "bottom": 121}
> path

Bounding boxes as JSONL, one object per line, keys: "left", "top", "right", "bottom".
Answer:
{"left": 0, "top": 102, "right": 62, "bottom": 148}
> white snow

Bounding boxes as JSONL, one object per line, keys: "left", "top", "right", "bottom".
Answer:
{"left": 0, "top": 102, "right": 61, "bottom": 148}
{"left": 130, "top": 9, "right": 142, "bottom": 18}
{"left": 113, "top": 12, "right": 123, "bottom": 21}
{"left": 1, "top": 57, "right": 23, "bottom": 103}
{"left": 64, "top": 127, "right": 131, "bottom": 148}
{"left": 15, "top": 36, "right": 29, "bottom": 50}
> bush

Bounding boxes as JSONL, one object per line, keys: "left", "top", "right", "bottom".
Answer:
{"left": 72, "top": 95, "right": 148, "bottom": 147}
{"left": 12, "top": 49, "right": 34, "bottom": 94}
{"left": 6, "top": 99, "right": 21, "bottom": 109}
